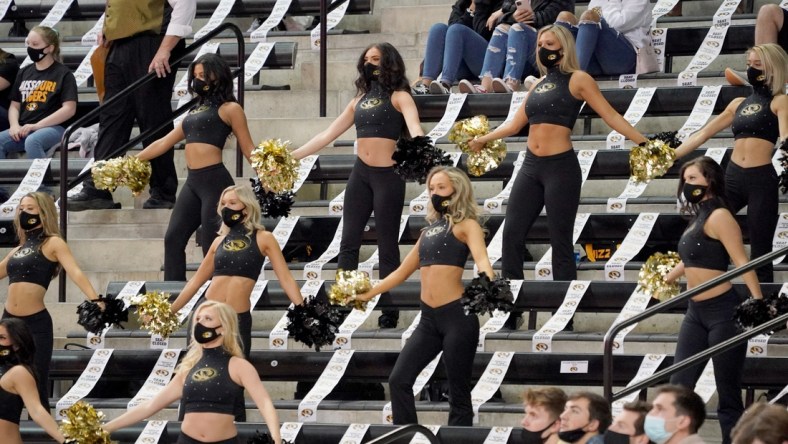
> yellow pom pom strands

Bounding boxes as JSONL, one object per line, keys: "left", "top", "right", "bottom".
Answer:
{"left": 637, "top": 252, "right": 682, "bottom": 301}
{"left": 448, "top": 115, "right": 507, "bottom": 176}
{"left": 132, "top": 291, "right": 182, "bottom": 338}
{"left": 59, "top": 401, "right": 111, "bottom": 444}
{"left": 250, "top": 139, "right": 300, "bottom": 194}
{"left": 629, "top": 138, "right": 676, "bottom": 184}
{"left": 328, "top": 270, "right": 372, "bottom": 311}
{"left": 91, "top": 156, "right": 152, "bottom": 196}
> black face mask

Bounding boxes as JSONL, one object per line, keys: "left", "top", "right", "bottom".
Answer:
{"left": 604, "top": 430, "right": 633, "bottom": 444}
{"left": 19, "top": 210, "right": 41, "bottom": 231}
{"left": 558, "top": 427, "right": 588, "bottom": 443}
{"left": 193, "top": 322, "right": 221, "bottom": 344}
{"left": 0, "top": 344, "right": 15, "bottom": 364}
{"left": 192, "top": 77, "right": 213, "bottom": 96}
{"left": 538, "top": 47, "right": 562, "bottom": 68}
{"left": 364, "top": 63, "right": 380, "bottom": 82}
{"left": 431, "top": 193, "right": 452, "bottom": 215}
{"left": 746, "top": 66, "right": 766, "bottom": 88}
{"left": 682, "top": 183, "right": 708, "bottom": 204}
{"left": 522, "top": 423, "right": 554, "bottom": 444}
{"left": 221, "top": 207, "right": 245, "bottom": 227}
{"left": 27, "top": 46, "right": 47, "bottom": 62}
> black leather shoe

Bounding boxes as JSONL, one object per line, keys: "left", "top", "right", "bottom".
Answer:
{"left": 67, "top": 190, "right": 119, "bottom": 211}
{"left": 143, "top": 197, "right": 175, "bottom": 209}
{"left": 377, "top": 313, "right": 398, "bottom": 329}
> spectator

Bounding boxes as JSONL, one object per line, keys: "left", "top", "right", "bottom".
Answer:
{"left": 731, "top": 402, "right": 788, "bottom": 444}
{"left": 67, "top": 0, "right": 196, "bottom": 211}
{"left": 0, "top": 27, "right": 76, "bottom": 160}
{"left": 521, "top": 387, "right": 567, "bottom": 444}
{"left": 555, "top": 0, "right": 655, "bottom": 76}
{"left": 411, "top": 0, "right": 504, "bottom": 94}
{"left": 604, "top": 401, "right": 651, "bottom": 444}
{"left": 0, "top": 49, "right": 19, "bottom": 132}
{"left": 645, "top": 385, "right": 707, "bottom": 444}
{"left": 459, "top": 0, "right": 575, "bottom": 94}
{"left": 727, "top": 3, "right": 788, "bottom": 85}
{"left": 559, "top": 392, "right": 612, "bottom": 444}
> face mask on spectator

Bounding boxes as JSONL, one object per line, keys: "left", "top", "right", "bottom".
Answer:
{"left": 558, "top": 427, "right": 588, "bottom": 443}
{"left": 192, "top": 77, "right": 213, "bottom": 96}
{"left": 538, "top": 47, "right": 562, "bottom": 68}
{"left": 644, "top": 415, "right": 675, "bottom": 444}
{"left": 27, "top": 46, "right": 47, "bottom": 62}
{"left": 522, "top": 423, "right": 554, "bottom": 444}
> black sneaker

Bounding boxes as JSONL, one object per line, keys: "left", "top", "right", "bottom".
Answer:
{"left": 67, "top": 190, "right": 119, "bottom": 211}
{"left": 143, "top": 197, "right": 175, "bottom": 209}
{"left": 378, "top": 312, "right": 399, "bottom": 329}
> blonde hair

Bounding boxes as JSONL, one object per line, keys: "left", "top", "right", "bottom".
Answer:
{"left": 535, "top": 25, "right": 580, "bottom": 76}
{"left": 15, "top": 192, "right": 61, "bottom": 245}
{"left": 216, "top": 184, "right": 265, "bottom": 236}
{"left": 749, "top": 44, "right": 788, "bottom": 97}
{"left": 30, "top": 26, "right": 61, "bottom": 62}
{"left": 425, "top": 166, "right": 482, "bottom": 226}
{"left": 175, "top": 301, "right": 244, "bottom": 375}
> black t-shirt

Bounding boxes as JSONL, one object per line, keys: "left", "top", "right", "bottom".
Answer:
{"left": 10, "top": 61, "right": 77, "bottom": 125}
{"left": 0, "top": 54, "right": 20, "bottom": 110}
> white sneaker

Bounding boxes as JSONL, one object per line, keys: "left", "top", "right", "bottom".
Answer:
{"left": 458, "top": 79, "right": 487, "bottom": 94}
{"left": 429, "top": 80, "right": 450, "bottom": 94}
{"left": 523, "top": 75, "right": 539, "bottom": 91}
{"left": 411, "top": 83, "right": 430, "bottom": 95}
{"left": 491, "top": 78, "right": 514, "bottom": 93}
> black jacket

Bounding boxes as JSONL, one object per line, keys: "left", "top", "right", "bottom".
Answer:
{"left": 448, "top": 0, "right": 505, "bottom": 41}
{"left": 498, "top": 0, "right": 575, "bottom": 28}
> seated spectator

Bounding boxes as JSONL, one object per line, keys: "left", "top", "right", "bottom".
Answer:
{"left": 411, "top": 0, "right": 503, "bottom": 94}
{"left": 604, "top": 401, "right": 651, "bottom": 444}
{"left": 559, "top": 391, "right": 612, "bottom": 444}
{"left": 646, "top": 384, "right": 707, "bottom": 444}
{"left": 0, "top": 49, "right": 19, "bottom": 132}
{"left": 459, "top": 0, "right": 574, "bottom": 94}
{"left": 521, "top": 387, "right": 567, "bottom": 444}
{"left": 731, "top": 402, "right": 788, "bottom": 444}
{"left": 0, "top": 26, "right": 76, "bottom": 159}
{"left": 555, "top": 0, "right": 654, "bottom": 76}
{"left": 727, "top": 3, "right": 788, "bottom": 85}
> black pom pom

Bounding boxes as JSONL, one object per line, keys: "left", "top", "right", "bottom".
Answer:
{"left": 100, "top": 294, "right": 129, "bottom": 329}
{"left": 765, "top": 291, "right": 788, "bottom": 319}
{"left": 392, "top": 135, "right": 453, "bottom": 184}
{"left": 247, "top": 430, "right": 293, "bottom": 444}
{"left": 286, "top": 297, "right": 342, "bottom": 351}
{"left": 777, "top": 145, "right": 788, "bottom": 194}
{"left": 76, "top": 300, "right": 106, "bottom": 335}
{"left": 460, "top": 272, "right": 515, "bottom": 316}
{"left": 734, "top": 297, "right": 770, "bottom": 329}
{"left": 650, "top": 131, "right": 682, "bottom": 148}
{"left": 250, "top": 177, "right": 296, "bottom": 218}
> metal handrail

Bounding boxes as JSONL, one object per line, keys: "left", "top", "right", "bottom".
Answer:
{"left": 56, "top": 22, "right": 245, "bottom": 302}
{"left": 365, "top": 425, "right": 442, "bottom": 444}
{"left": 603, "top": 246, "right": 788, "bottom": 401}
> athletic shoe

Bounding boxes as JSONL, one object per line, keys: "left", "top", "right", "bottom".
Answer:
{"left": 142, "top": 197, "right": 175, "bottom": 209}
{"left": 725, "top": 68, "right": 749, "bottom": 86}
{"left": 523, "top": 75, "right": 539, "bottom": 91}
{"left": 67, "top": 190, "right": 120, "bottom": 211}
{"left": 429, "top": 80, "right": 450, "bottom": 94}
{"left": 458, "top": 79, "right": 487, "bottom": 93}
{"left": 491, "top": 78, "right": 514, "bottom": 93}
{"left": 411, "top": 83, "right": 429, "bottom": 95}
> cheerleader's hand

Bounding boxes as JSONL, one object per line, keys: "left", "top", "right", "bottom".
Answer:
{"left": 353, "top": 292, "right": 375, "bottom": 302}
{"left": 468, "top": 137, "right": 484, "bottom": 153}
{"left": 778, "top": 138, "right": 787, "bottom": 153}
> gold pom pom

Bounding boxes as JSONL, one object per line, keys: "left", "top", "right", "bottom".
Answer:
{"left": 250, "top": 139, "right": 300, "bottom": 194}
{"left": 59, "top": 400, "right": 111, "bottom": 444}
{"left": 132, "top": 291, "right": 182, "bottom": 338}
{"left": 637, "top": 252, "right": 681, "bottom": 301}
{"left": 328, "top": 270, "right": 372, "bottom": 311}
{"left": 448, "top": 115, "right": 507, "bottom": 176}
{"left": 91, "top": 156, "right": 152, "bottom": 196}
{"left": 629, "top": 139, "right": 676, "bottom": 184}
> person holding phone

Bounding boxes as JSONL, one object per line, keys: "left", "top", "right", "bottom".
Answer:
{"left": 459, "top": 0, "right": 574, "bottom": 94}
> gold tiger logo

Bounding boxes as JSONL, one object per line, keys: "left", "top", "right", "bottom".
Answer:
{"left": 192, "top": 367, "right": 218, "bottom": 382}
{"left": 360, "top": 98, "right": 383, "bottom": 110}
{"left": 535, "top": 82, "right": 556, "bottom": 94}
{"left": 223, "top": 238, "right": 249, "bottom": 252}
{"left": 740, "top": 104, "right": 762, "bottom": 116}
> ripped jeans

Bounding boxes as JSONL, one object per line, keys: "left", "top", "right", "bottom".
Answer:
{"left": 479, "top": 23, "right": 538, "bottom": 83}
{"left": 557, "top": 18, "right": 636, "bottom": 76}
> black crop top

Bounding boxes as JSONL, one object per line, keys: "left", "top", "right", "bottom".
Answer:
{"left": 182, "top": 347, "right": 243, "bottom": 415}
{"left": 678, "top": 200, "right": 730, "bottom": 272}
{"left": 419, "top": 218, "right": 470, "bottom": 268}
{"left": 730, "top": 87, "right": 779, "bottom": 144}
{"left": 0, "top": 365, "right": 24, "bottom": 424}
{"left": 182, "top": 102, "right": 233, "bottom": 149}
{"left": 354, "top": 82, "right": 405, "bottom": 140}
{"left": 6, "top": 229, "right": 58, "bottom": 290}
{"left": 213, "top": 225, "right": 266, "bottom": 281}
{"left": 525, "top": 67, "right": 584, "bottom": 129}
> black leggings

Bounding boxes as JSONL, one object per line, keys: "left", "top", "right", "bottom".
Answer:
{"left": 502, "top": 149, "right": 581, "bottom": 281}
{"left": 725, "top": 162, "right": 778, "bottom": 283}
{"left": 389, "top": 299, "right": 479, "bottom": 426}
{"left": 2, "top": 308, "right": 52, "bottom": 409}
{"left": 177, "top": 432, "right": 239, "bottom": 444}
{"left": 337, "top": 158, "right": 406, "bottom": 318}
{"left": 670, "top": 289, "right": 745, "bottom": 444}
{"left": 164, "top": 164, "right": 235, "bottom": 281}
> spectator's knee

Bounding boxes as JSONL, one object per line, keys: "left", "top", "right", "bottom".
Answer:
{"left": 495, "top": 23, "right": 511, "bottom": 33}
{"left": 556, "top": 11, "right": 578, "bottom": 26}
{"left": 579, "top": 9, "right": 601, "bottom": 23}
{"left": 757, "top": 4, "right": 782, "bottom": 25}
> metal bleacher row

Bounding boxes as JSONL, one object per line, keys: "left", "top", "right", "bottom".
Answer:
{"left": 3, "top": 0, "right": 788, "bottom": 443}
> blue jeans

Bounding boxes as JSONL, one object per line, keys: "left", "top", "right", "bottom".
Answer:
{"left": 558, "top": 18, "right": 637, "bottom": 76}
{"left": 0, "top": 125, "right": 65, "bottom": 159}
{"left": 480, "top": 23, "right": 538, "bottom": 82}
{"left": 422, "top": 23, "right": 488, "bottom": 84}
